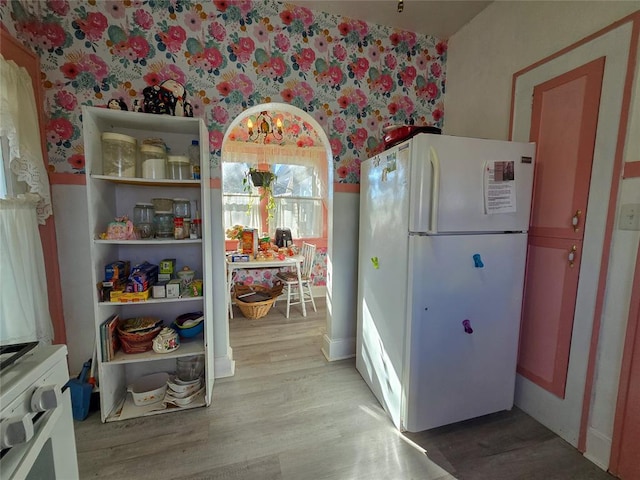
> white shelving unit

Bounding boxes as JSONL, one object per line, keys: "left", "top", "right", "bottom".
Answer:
{"left": 82, "top": 106, "right": 215, "bottom": 423}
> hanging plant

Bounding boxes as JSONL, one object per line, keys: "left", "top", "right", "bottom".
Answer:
{"left": 248, "top": 169, "right": 276, "bottom": 188}
{"left": 243, "top": 168, "right": 277, "bottom": 221}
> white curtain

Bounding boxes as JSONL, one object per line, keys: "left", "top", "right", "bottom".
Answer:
{"left": 0, "top": 54, "right": 52, "bottom": 224}
{"left": 0, "top": 195, "right": 53, "bottom": 345}
{"left": 223, "top": 143, "right": 328, "bottom": 205}
{"left": 0, "top": 55, "right": 54, "bottom": 345}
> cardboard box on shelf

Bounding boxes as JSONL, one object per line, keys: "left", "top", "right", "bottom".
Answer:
{"left": 127, "top": 261, "right": 159, "bottom": 292}
{"left": 110, "top": 289, "right": 150, "bottom": 302}
{"left": 105, "top": 260, "right": 130, "bottom": 283}
{"left": 159, "top": 258, "right": 176, "bottom": 275}
{"left": 166, "top": 279, "right": 181, "bottom": 298}
{"left": 152, "top": 282, "right": 168, "bottom": 299}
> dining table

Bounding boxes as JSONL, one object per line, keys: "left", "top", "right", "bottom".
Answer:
{"left": 225, "top": 254, "right": 306, "bottom": 319}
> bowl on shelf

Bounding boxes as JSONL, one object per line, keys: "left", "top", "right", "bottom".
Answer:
{"left": 127, "top": 372, "right": 169, "bottom": 406}
{"left": 165, "top": 386, "right": 204, "bottom": 406}
{"left": 167, "top": 376, "right": 201, "bottom": 397}
{"left": 152, "top": 327, "right": 180, "bottom": 353}
{"left": 173, "top": 312, "right": 204, "bottom": 338}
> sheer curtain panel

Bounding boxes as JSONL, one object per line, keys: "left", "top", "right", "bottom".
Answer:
{"left": 0, "top": 54, "right": 54, "bottom": 345}
{"left": 0, "top": 195, "right": 54, "bottom": 345}
{"left": 0, "top": 54, "right": 51, "bottom": 223}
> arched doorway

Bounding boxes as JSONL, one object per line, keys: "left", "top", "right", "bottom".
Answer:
{"left": 220, "top": 102, "right": 334, "bottom": 362}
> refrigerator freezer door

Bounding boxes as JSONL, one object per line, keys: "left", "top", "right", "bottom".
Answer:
{"left": 404, "top": 233, "right": 528, "bottom": 432}
{"left": 409, "top": 134, "right": 535, "bottom": 234}
{"left": 356, "top": 144, "right": 411, "bottom": 431}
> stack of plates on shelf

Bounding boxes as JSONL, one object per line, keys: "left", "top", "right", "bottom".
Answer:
{"left": 163, "top": 376, "right": 203, "bottom": 406}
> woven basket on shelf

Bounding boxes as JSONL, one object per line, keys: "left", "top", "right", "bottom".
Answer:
{"left": 233, "top": 282, "right": 283, "bottom": 320}
{"left": 117, "top": 317, "right": 163, "bottom": 354}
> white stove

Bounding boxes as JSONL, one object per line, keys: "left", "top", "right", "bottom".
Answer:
{"left": 0, "top": 344, "right": 79, "bottom": 479}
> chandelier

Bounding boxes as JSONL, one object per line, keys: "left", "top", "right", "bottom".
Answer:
{"left": 247, "top": 111, "right": 283, "bottom": 143}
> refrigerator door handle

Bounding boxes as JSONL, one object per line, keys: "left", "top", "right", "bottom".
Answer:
{"left": 427, "top": 146, "right": 440, "bottom": 234}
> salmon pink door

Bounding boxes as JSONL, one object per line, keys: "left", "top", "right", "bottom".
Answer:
{"left": 517, "top": 58, "right": 605, "bottom": 398}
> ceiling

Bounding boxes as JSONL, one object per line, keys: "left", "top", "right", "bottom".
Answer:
{"left": 287, "top": 0, "right": 492, "bottom": 38}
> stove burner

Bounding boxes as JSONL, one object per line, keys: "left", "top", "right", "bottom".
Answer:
{"left": 0, "top": 342, "right": 38, "bottom": 371}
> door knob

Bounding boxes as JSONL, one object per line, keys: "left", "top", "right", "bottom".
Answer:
{"left": 572, "top": 210, "right": 582, "bottom": 232}
{"left": 568, "top": 245, "right": 577, "bottom": 268}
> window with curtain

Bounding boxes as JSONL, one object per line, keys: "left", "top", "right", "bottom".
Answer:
{"left": 222, "top": 144, "right": 327, "bottom": 239}
{"left": 0, "top": 54, "right": 54, "bottom": 345}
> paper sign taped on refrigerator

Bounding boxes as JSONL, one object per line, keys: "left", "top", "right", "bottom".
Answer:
{"left": 484, "top": 161, "right": 517, "bottom": 214}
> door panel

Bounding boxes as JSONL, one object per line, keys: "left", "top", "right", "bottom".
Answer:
{"left": 529, "top": 78, "right": 586, "bottom": 236}
{"left": 518, "top": 57, "right": 604, "bottom": 398}
{"left": 518, "top": 236, "right": 582, "bottom": 397}
{"left": 528, "top": 58, "right": 604, "bottom": 240}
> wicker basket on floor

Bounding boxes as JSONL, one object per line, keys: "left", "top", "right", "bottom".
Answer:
{"left": 233, "top": 283, "right": 283, "bottom": 320}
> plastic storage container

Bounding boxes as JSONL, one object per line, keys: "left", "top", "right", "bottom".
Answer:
{"left": 133, "top": 203, "right": 155, "bottom": 238}
{"left": 167, "top": 155, "right": 191, "bottom": 180}
{"left": 176, "top": 355, "right": 204, "bottom": 382}
{"left": 152, "top": 197, "right": 173, "bottom": 213}
{"left": 102, "top": 132, "right": 136, "bottom": 177}
{"left": 140, "top": 144, "right": 167, "bottom": 179}
{"left": 188, "top": 140, "right": 201, "bottom": 180}
{"left": 153, "top": 211, "right": 174, "bottom": 238}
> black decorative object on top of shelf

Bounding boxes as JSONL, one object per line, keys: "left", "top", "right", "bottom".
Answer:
{"left": 142, "top": 79, "right": 193, "bottom": 117}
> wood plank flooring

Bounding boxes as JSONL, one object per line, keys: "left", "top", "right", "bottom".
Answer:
{"left": 74, "top": 299, "right": 614, "bottom": 479}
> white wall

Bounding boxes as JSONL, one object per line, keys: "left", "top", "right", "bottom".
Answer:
{"left": 323, "top": 190, "right": 359, "bottom": 360}
{"left": 446, "top": 1, "right": 639, "bottom": 469}
{"left": 51, "top": 184, "right": 93, "bottom": 374}
{"left": 445, "top": 1, "right": 640, "bottom": 140}
{"left": 584, "top": 39, "right": 640, "bottom": 468}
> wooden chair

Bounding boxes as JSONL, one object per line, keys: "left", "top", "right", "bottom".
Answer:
{"left": 276, "top": 242, "right": 317, "bottom": 318}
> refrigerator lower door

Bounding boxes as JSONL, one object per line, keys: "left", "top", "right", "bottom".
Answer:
{"left": 404, "top": 233, "right": 527, "bottom": 432}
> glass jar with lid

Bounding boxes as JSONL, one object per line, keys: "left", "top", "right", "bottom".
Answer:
{"left": 172, "top": 198, "right": 191, "bottom": 219}
{"left": 153, "top": 211, "right": 174, "bottom": 238}
{"left": 167, "top": 155, "right": 191, "bottom": 180}
{"left": 133, "top": 203, "right": 155, "bottom": 239}
{"left": 102, "top": 132, "right": 137, "bottom": 177}
{"left": 173, "top": 198, "right": 191, "bottom": 239}
{"left": 139, "top": 144, "right": 167, "bottom": 179}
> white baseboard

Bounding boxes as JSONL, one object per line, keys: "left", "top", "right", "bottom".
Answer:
{"left": 584, "top": 427, "right": 611, "bottom": 471}
{"left": 311, "top": 285, "right": 326, "bottom": 297}
{"left": 321, "top": 334, "right": 355, "bottom": 361}
{"left": 214, "top": 351, "right": 235, "bottom": 378}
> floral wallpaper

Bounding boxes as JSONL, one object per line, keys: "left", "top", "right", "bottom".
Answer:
{"left": 0, "top": 0, "right": 447, "bottom": 184}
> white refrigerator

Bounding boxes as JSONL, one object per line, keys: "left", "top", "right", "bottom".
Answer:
{"left": 356, "top": 133, "right": 535, "bottom": 432}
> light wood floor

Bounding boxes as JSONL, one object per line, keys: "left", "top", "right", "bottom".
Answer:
{"left": 74, "top": 299, "right": 614, "bottom": 479}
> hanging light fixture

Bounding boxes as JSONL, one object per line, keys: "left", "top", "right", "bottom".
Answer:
{"left": 397, "top": 0, "right": 404, "bottom": 13}
{"left": 247, "top": 111, "right": 283, "bottom": 143}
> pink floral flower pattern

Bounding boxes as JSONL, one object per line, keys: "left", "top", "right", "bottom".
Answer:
{"left": 0, "top": 0, "right": 445, "bottom": 184}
